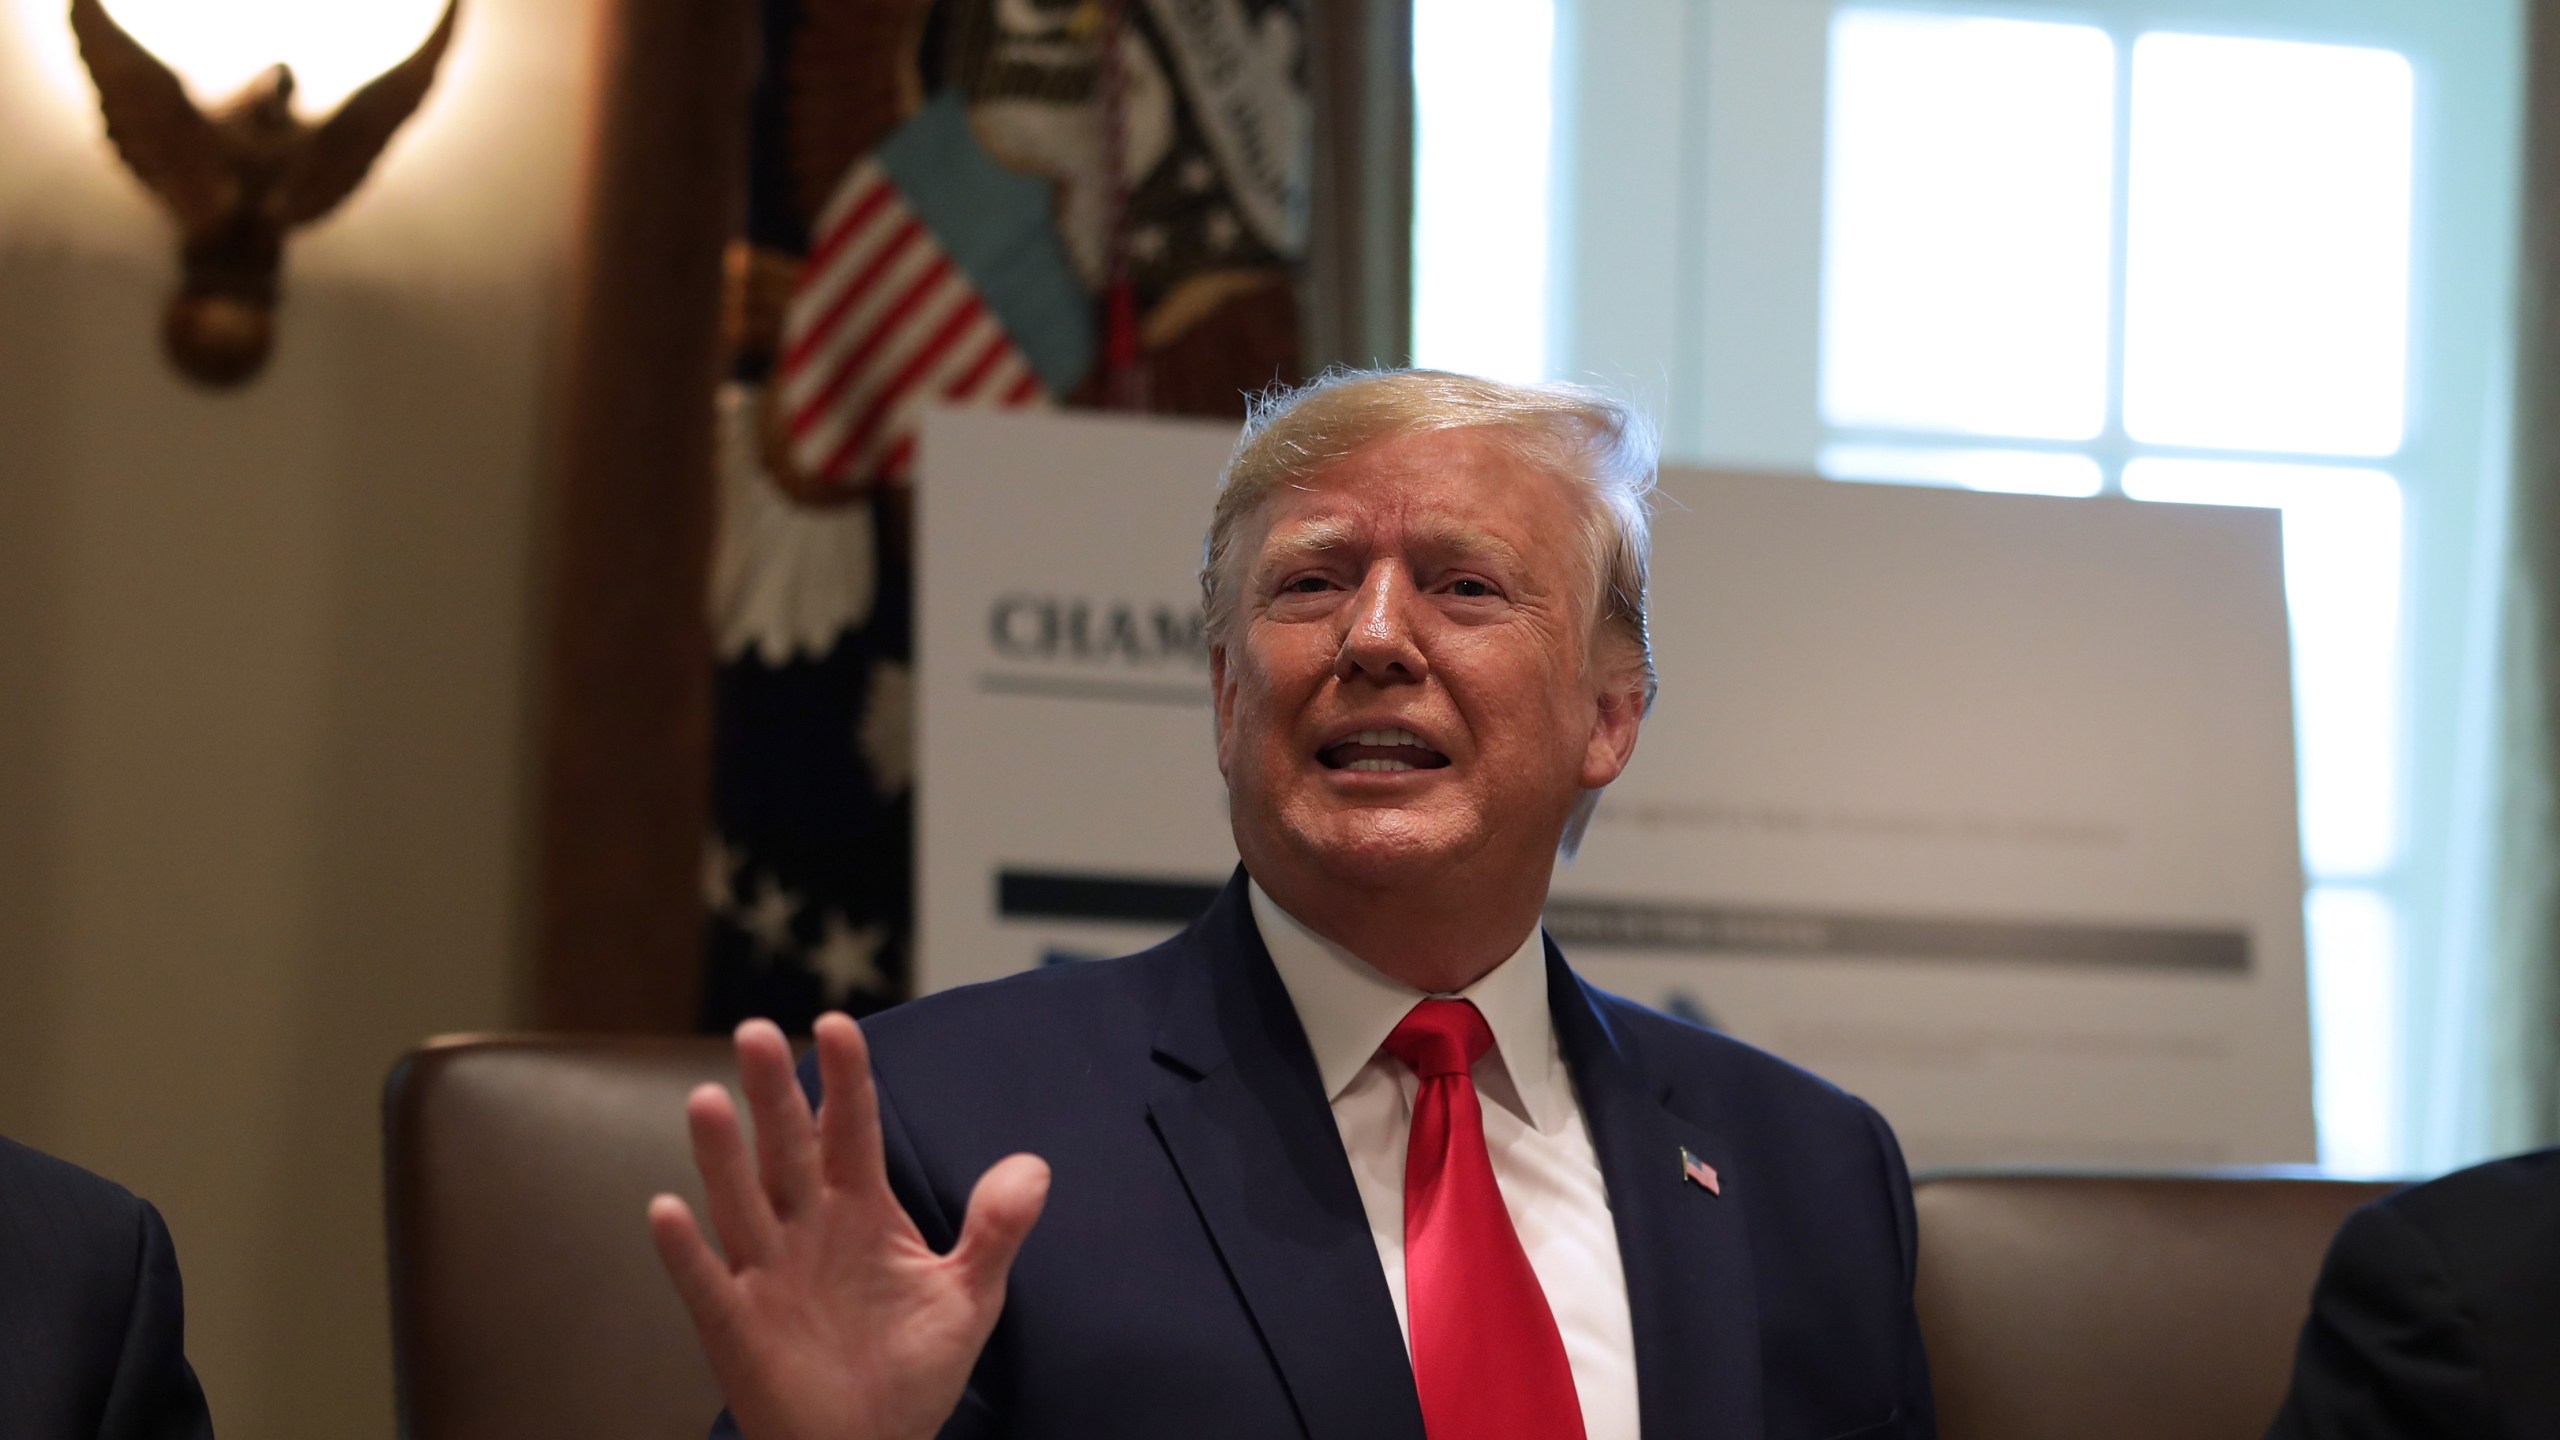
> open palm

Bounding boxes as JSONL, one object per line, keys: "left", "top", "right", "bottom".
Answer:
{"left": 650, "top": 1015, "right": 1050, "bottom": 1440}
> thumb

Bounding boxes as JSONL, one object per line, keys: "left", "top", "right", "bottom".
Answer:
{"left": 949, "top": 1153, "right": 1050, "bottom": 1300}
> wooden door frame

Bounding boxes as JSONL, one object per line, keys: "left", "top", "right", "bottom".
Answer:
{"left": 534, "top": 0, "right": 753, "bottom": 1031}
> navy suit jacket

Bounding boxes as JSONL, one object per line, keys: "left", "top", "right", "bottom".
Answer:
{"left": 726, "top": 871, "right": 1933, "bottom": 1439}
{"left": 2266, "top": 1146, "right": 2560, "bottom": 1440}
{"left": 0, "top": 1136, "right": 215, "bottom": 1440}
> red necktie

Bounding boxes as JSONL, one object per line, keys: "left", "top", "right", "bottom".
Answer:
{"left": 1383, "top": 999, "right": 1587, "bottom": 1440}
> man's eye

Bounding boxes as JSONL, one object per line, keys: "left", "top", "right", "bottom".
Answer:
{"left": 1281, "top": 575, "right": 1333, "bottom": 594}
{"left": 1449, "top": 578, "right": 1496, "bottom": 598}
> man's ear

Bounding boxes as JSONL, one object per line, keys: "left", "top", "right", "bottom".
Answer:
{"left": 1578, "top": 664, "right": 1646, "bottom": 791}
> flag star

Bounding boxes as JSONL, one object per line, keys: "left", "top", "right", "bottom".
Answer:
{"left": 858, "top": 660, "right": 914, "bottom": 798}
{"left": 811, "top": 912, "right": 890, "bottom": 999}
{"left": 738, "top": 873, "right": 802, "bottom": 959}
{"left": 1203, "top": 207, "right": 1240, "bottom": 251}
{"left": 1178, "top": 155, "right": 1216, "bottom": 193}
{"left": 1130, "top": 224, "right": 1168, "bottom": 261}
{"left": 701, "top": 834, "right": 747, "bottom": 914}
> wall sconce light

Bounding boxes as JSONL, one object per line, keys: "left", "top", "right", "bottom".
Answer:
{"left": 68, "top": 0, "right": 460, "bottom": 387}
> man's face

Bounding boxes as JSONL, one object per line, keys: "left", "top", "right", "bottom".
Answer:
{"left": 1210, "top": 428, "right": 1645, "bottom": 896}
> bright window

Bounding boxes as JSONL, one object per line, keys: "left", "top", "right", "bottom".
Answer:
{"left": 1817, "top": 10, "right": 2418, "bottom": 1169}
{"left": 2123, "top": 36, "right": 2415, "bottom": 455}
{"left": 1410, "top": 0, "right": 1556, "bottom": 384}
{"left": 1821, "top": 13, "right": 2116, "bottom": 440}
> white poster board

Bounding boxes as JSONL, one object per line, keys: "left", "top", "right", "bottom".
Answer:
{"left": 917, "top": 408, "right": 2316, "bottom": 1168}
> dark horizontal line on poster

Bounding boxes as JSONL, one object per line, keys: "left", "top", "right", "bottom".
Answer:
{"left": 976, "top": 672, "right": 1212, "bottom": 707}
{"left": 999, "top": 870, "right": 1226, "bottom": 924}
{"left": 1543, "top": 897, "right": 2250, "bottom": 972}
{"left": 996, "top": 869, "right": 2250, "bottom": 973}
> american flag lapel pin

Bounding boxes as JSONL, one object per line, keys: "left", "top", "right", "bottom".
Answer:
{"left": 1680, "top": 1146, "right": 1722, "bottom": 1196}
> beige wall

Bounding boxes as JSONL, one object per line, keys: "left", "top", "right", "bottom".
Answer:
{"left": 0, "top": 2, "right": 605, "bottom": 1434}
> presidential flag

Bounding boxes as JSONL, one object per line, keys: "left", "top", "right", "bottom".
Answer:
{"left": 774, "top": 92, "right": 1093, "bottom": 499}
{"left": 701, "top": 0, "right": 1305, "bottom": 1035}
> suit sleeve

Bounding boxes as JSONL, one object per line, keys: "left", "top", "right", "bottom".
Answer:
{"left": 874, "top": 1076, "right": 1002, "bottom": 1440}
{"left": 2264, "top": 1200, "right": 2495, "bottom": 1440}
{"left": 93, "top": 1201, "right": 215, "bottom": 1440}
{"left": 1860, "top": 1102, "right": 1937, "bottom": 1440}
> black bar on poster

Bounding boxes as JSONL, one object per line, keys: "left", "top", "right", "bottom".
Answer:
{"left": 992, "top": 869, "right": 2251, "bottom": 973}
{"left": 997, "top": 869, "right": 1225, "bottom": 925}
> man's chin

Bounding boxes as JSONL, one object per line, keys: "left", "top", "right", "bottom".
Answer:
{"left": 1283, "top": 818, "right": 1481, "bottom": 891}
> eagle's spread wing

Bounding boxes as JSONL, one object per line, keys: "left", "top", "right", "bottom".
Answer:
{"left": 279, "top": 0, "right": 459, "bottom": 225}
{"left": 69, "top": 0, "right": 234, "bottom": 232}
{"left": 786, "top": 0, "right": 935, "bottom": 230}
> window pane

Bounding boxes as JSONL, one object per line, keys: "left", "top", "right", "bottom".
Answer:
{"left": 2123, "top": 35, "right": 2414, "bottom": 455}
{"left": 1821, "top": 11, "right": 2114, "bottom": 440}
{"left": 2122, "top": 459, "right": 2402, "bottom": 876}
{"left": 1817, "top": 444, "right": 2103, "bottom": 498}
{"left": 2304, "top": 885, "right": 2399, "bottom": 1175}
{"left": 1411, "top": 0, "right": 1555, "bottom": 383}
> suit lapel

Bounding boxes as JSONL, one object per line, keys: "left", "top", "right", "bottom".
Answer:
{"left": 1146, "top": 873, "right": 1427, "bottom": 1440}
{"left": 1550, "top": 945, "right": 1764, "bottom": 1439}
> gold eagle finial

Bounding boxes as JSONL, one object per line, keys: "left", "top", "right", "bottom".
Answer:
{"left": 69, "top": 0, "right": 462, "bottom": 386}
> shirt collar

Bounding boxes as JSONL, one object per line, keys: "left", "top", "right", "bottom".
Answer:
{"left": 1249, "top": 879, "right": 1568, "bottom": 1132}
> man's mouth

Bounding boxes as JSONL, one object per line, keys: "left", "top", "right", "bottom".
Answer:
{"left": 1317, "top": 727, "right": 1452, "bottom": 773}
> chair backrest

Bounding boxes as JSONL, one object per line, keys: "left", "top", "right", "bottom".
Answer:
{"left": 1914, "top": 1170, "right": 2399, "bottom": 1440}
{"left": 384, "top": 1035, "right": 734, "bottom": 1440}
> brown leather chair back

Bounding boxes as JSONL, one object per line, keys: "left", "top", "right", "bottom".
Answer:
{"left": 1914, "top": 1170, "right": 2398, "bottom": 1440}
{"left": 385, "top": 1035, "right": 734, "bottom": 1440}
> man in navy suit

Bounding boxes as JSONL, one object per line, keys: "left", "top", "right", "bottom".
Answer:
{"left": 653, "top": 370, "right": 1936, "bottom": 1439}
{"left": 0, "top": 1136, "right": 215, "bottom": 1440}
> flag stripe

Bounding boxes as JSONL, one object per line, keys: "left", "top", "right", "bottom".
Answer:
{"left": 876, "top": 434, "right": 917, "bottom": 482}
{"left": 942, "top": 328, "right": 1016, "bottom": 402}
{"left": 863, "top": 330, "right": 1014, "bottom": 479}
{"left": 792, "top": 281, "right": 982, "bottom": 474}
{"left": 804, "top": 173, "right": 897, "bottom": 276}
{"left": 775, "top": 150, "right": 1062, "bottom": 497}
{"left": 789, "top": 252, "right": 957, "bottom": 441}
{"left": 782, "top": 233, "right": 943, "bottom": 442}
{"left": 782, "top": 213, "right": 927, "bottom": 377}
{"left": 833, "top": 309, "right": 1018, "bottom": 484}
{"left": 817, "top": 293, "right": 991, "bottom": 481}
{"left": 803, "top": 294, "right": 982, "bottom": 483}
{"left": 785, "top": 192, "right": 909, "bottom": 361}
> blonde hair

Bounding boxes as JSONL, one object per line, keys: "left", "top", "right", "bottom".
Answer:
{"left": 1201, "top": 367, "right": 1659, "bottom": 702}
{"left": 1200, "top": 368, "right": 1661, "bottom": 854}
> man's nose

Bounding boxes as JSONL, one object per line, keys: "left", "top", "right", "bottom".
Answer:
{"left": 1334, "top": 562, "right": 1427, "bottom": 684}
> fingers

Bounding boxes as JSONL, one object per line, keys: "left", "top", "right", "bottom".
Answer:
{"left": 949, "top": 1153, "right": 1051, "bottom": 1301}
{"left": 735, "top": 1019, "right": 820, "bottom": 1219}
{"left": 812, "top": 1012, "right": 888, "bottom": 1194}
{"left": 686, "top": 1082, "right": 781, "bottom": 1267}
{"left": 647, "top": 1193, "right": 737, "bottom": 1342}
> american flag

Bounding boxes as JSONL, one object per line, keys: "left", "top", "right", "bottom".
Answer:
{"left": 1682, "top": 1146, "right": 1722, "bottom": 1196}
{"left": 776, "top": 95, "right": 1092, "bottom": 497}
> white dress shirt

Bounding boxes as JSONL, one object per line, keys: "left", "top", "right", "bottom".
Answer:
{"left": 1249, "top": 882, "right": 1639, "bottom": 1440}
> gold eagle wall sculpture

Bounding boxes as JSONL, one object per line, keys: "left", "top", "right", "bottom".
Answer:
{"left": 69, "top": 0, "right": 461, "bottom": 387}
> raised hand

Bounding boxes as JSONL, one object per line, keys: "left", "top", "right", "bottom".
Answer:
{"left": 650, "top": 1014, "right": 1050, "bottom": 1440}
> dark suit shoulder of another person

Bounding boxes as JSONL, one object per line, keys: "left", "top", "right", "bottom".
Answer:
{"left": 2266, "top": 1145, "right": 2560, "bottom": 1440}
{"left": 0, "top": 1135, "right": 216, "bottom": 1440}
